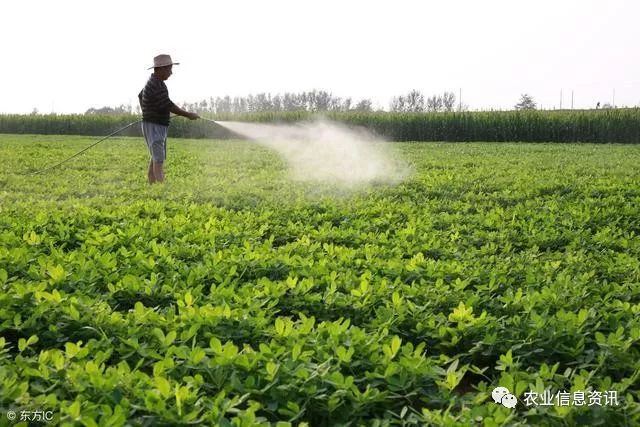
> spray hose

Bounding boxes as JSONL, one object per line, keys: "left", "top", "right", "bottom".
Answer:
{"left": 28, "top": 118, "right": 143, "bottom": 175}
{"left": 27, "top": 116, "right": 222, "bottom": 176}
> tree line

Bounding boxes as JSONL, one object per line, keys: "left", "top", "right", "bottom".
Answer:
{"left": 153, "top": 91, "right": 374, "bottom": 115}
{"left": 83, "top": 89, "right": 472, "bottom": 115}
{"left": 390, "top": 90, "right": 464, "bottom": 112}
{"left": 70, "top": 90, "right": 627, "bottom": 116}
{"left": 175, "top": 90, "right": 467, "bottom": 114}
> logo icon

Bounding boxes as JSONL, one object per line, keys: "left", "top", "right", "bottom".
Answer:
{"left": 492, "top": 387, "right": 518, "bottom": 408}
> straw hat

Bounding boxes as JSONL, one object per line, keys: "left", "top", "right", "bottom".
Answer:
{"left": 147, "top": 54, "right": 180, "bottom": 70}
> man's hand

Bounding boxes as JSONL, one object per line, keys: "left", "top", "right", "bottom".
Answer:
{"left": 170, "top": 104, "right": 199, "bottom": 120}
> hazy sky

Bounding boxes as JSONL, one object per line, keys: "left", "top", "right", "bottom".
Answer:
{"left": 3, "top": 0, "right": 639, "bottom": 113}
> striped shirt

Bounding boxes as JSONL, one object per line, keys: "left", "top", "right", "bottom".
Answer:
{"left": 138, "top": 74, "right": 176, "bottom": 126}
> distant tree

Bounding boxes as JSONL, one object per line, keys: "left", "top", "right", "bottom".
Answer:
{"left": 245, "top": 94, "right": 255, "bottom": 112}
{"left": 272, "top": 94, "right": 283, "bottom": 111}
{"left": 308, "top": 90, "right": 333, "bottom": 112}
{"left": 515, "top": 94, "right": 537, "bottom": 110}
{"left": 353, "top": 99, "right": 373, "bottom": 112}
{"left": 442, "top": 91, "right": 456, "bottom": 112}
{"left": 342, "top": 97, "right": 352, "bottom": 111}
{"left": 601, "top": 103, "right": 613, "bottom": 109}
{"left": 405, "top": 90, "right": 425, "bottom": 112}
{"left": 426, "top": 95, "right": 443, "bottom": 112}
{"left": 180, "top": 102, "right": 198, "bottom": 113}
{"left": 253, "top": 93, "right": 273, "bottom": 111}
{"left": 328, "top": 94, "right": 344, "bottom": 112}
{"left": 390, "top": 89, "right": 425, "bottom": 112}
{"left": 85, "top": 104, "right": 130, "bottom": 115}
{"left": 232, "top": 97, "right": 247, "bottom": 113}
{"left": 282, "top": 93, "right": 305, "bottom": 111}
{"left": 216, "top": 96, "right": 232, "bottom": 113}
{"left": 390, "top": 95, "right": 406, "bottom": 112}
{"left": 457, "top": 102, "right": 469, "bottom": 112}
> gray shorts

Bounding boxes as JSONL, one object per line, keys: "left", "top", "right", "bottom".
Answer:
{"left": 142, "top": 121, "right": 168, "bottom": 162}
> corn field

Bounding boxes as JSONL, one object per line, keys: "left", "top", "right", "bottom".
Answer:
{"left": 1, "top": 109, "right": 639, "bottom": 142}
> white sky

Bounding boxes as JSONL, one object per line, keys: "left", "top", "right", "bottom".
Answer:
{"left": 2, "top": 0, "right": 640, "bottom": 113}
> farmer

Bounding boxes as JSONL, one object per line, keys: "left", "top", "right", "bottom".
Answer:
{"left": 139, "top": 54, "right": 199, "bottom": 184}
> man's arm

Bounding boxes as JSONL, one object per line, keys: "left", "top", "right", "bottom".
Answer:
{"left": 170, "top": 103, "right": 199, "bottom": 120}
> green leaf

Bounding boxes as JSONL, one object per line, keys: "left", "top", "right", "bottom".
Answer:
{"left": 577, "top": 308, "right": 589, "bottom": 325}
{"left": 68, "top": 304, "right": 80, "bottom": 321}
{"left": 65, "top": 342, "right": 80, "bottom": 359}
{"left": 152, "top": 328, "right": 165, "bottom": 345}
{"left": 24, "top": 230, "right": 41, "bottom": 245}
{"left": 223, "top": 342, "right": 238, "bottom": 358}
{"left": 27, "top": 335, "right": 39, "bottom": 346}
{"left": 210, "top": 337, "right": 222, "bottom": 354}
{"left": 392, "top": 291, "right": 402, "bottom": 307}
{"left": 448, "top": 302, "right": 474, "bottom": 323}
{"left": 266, "top": 362, "right": 279, "bottom": 379}
{"left": 360, "top": 279, "right": 369, "bottom": 294}
{"left": 134, "top": 301, "right": 145, "bottom": 317}
{"left": 336, "top": 346, "right": 354, "bottom": 363}
{"left": 391, "top": 336, "right": 401, "bottom": 356}
{"left": 155, "top": 376, "right": 172, "bottom": 399}
{"left": 68, "top": 400, "right": 81, "bottom": 419}
{"left": 384, "top": 363, "right": 399, "bottom": 378}
{"left": 191, "top": 347, "right": 206, "bottom": 364}
{"left": 516, "top": 380, "right": 528, "bottom": 397}
{"left": 19, "top": 335, "right": 38, "bottom": 352}
{"left": 292, "top": 343, "right": 302, "bottom": 361}
{"left": 275, "top": 318, "right": 284, "bottom": 335}
{"left": 47, "top": 264, "right": 66, "bottom": 283}
{"left": 85, "top": 360, "right": 99, "bottom": 375}
{"left": 165, "top": 330, "right": 177, "bottom": 347}
{"left": 175, "top": 385, "right": 190, "bottom": 417}
{"left": 51, "top": 289, "right": 63, "bottom": 303}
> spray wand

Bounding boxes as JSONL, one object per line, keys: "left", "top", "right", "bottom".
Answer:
{"left": 199, "top": 117, "right": 219, "bottom": 125}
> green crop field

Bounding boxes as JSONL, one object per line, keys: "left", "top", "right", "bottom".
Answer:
{"left": 1, "top": 134, "right": 640, "bottom": 426}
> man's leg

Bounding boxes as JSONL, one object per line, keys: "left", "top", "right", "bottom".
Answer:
{"left": 148, "top": 159, "right": 156, "bottom": 184}
{"left": 152, "top": 161, "right": 164, "bottom": 183}
{"left": 146, "top": 124, "right": 168, "bottom": 184}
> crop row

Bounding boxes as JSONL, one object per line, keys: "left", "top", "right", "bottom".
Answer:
{"left": 1, "top": 109, "right": 640, "bottom": 142}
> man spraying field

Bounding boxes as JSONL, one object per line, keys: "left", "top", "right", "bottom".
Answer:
{"left": 139, "top": 54, "right": 199, "bottom": 184}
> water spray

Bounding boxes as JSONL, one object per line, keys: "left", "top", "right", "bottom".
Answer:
{"left": 215, "top": 119, "right": 407, "bottom": 186}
